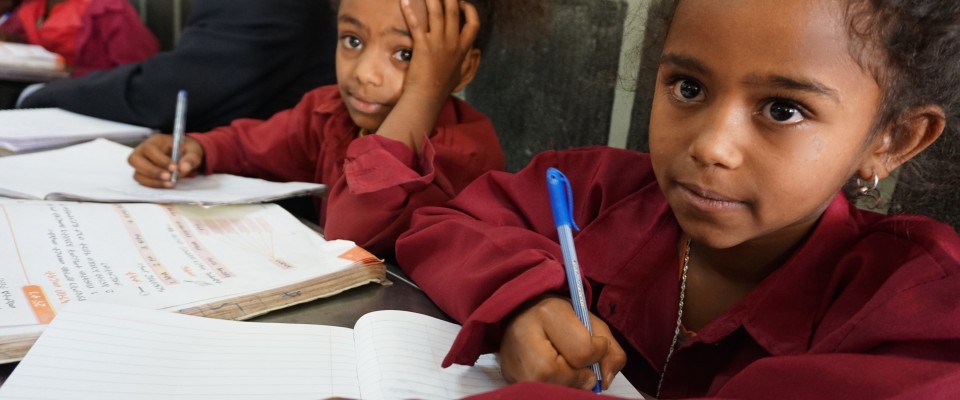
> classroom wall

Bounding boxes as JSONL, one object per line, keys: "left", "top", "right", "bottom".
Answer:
{"left": 463, "top": 0, "right": 661, "bottom": 172}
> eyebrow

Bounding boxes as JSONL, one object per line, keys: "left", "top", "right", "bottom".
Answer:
{"left": 660, "top": 53, "right": 712, "bottom": 76}
{"left": 661, "top": 53, "right": 840, "bottom": 103}
{"left": 338, "top": 14, "right": 411, "bottom": 38}
{"left": 750, "top": 74, "right": 840, "bottom": 103}
{"left": 338, "top": 15, "right": 365, "bottom": 30}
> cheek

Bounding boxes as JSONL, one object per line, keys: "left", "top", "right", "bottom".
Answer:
{"left": 796, "top": 134, "right": 827, "bottom": 162}
{"left": 335, "top": 54, "right": 351, "bottom": 81}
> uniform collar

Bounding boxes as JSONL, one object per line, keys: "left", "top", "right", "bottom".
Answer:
{"left": 690, "top": 194, "right": 862, "bottom": 356}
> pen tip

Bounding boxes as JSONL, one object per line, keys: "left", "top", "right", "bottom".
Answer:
{"left": 593, "top": 382, "right": 602, "bottom": 393}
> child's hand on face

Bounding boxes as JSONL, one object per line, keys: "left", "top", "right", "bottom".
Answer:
{"left": 399, "top": 0, "right": 479, "bottom": 106}
{"left": 499, "top": 295, "right": 627, "bottom": 391}
{"left": 128, "top": 134, "right": 204, "bottom": 188}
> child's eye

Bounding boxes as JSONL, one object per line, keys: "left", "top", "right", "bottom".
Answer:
{"left": 393, "top": 49, "right": 412, "bottom": 62}
{"left": 341, "top": 36, "right": 362, "bottom": 50}
{"left": 761, "top": 101, "right": 806, "bottom": 124}
{"left": 669, "top": 78, "right": 705, "bottom": 102}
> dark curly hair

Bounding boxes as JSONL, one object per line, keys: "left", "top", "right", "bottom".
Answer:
{"left": 845, "top": 0, "right": 960, "bottom": 157}
{"left": 328, "top": 0, "right": 548, "bottom": 51}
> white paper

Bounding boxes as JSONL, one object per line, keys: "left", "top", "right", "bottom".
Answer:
{"left": 0, "top": 43, "right": 63, "bottom": 71}
{"left": 0, "top": 109, "right": 151, "bottom": 154}
{"left": 0, "top": 303, "right": 645, "bottom": 399}
{"left": 0, "top": 138, "right": 325, "bottom": 204}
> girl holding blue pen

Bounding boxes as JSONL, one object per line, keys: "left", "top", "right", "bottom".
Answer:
{"left": 397, "top": 0, "right": 960, "bottom": 398}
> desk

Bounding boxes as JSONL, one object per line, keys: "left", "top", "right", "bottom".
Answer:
{"left": 0, "top": 264, "right": 452, "bottom": 387}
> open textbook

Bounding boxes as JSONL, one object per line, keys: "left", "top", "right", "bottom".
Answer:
{"left": 0, "top": 108, "right": 150, "bottom": 155}
{"left": 0, "top": 138, "right": 325, "bottom": 204}
{"left": 0, "top": 303, "right": 644, "bottom": 399}
{"left": 0, "top": 200, "right": 387, "bottom": 363}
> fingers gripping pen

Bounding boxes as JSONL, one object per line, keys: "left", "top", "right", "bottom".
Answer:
{"left": 546, "top": 167, "right": 603, "bottom": 393}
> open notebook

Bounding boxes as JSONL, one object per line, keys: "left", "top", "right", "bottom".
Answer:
{"left": 0, "top": 302, "right": 644, "bottom": 400}
{"left": 0, "top": 200, "right": 386, "bottom": 363}
{"left": 0, "top": 138, "right": 325, "bottom": 204}
{"left": 0, "top": 108, "right": 150, "bottom": 154}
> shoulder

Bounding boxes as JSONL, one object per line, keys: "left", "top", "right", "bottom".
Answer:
{"left": 827, "top": 204, "right": 960, "bottom": 320}
{"left": 852, "top": 207, "right": 960, "bottom": 273}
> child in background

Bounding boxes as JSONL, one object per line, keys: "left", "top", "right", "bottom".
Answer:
{"left": 397, "top": 0, "right": 960, "bottom": 398}
{"left": 127, "top": 0, "right": 541, "bottom": 256}
{"left": 0, "top": 0, "right": 158, "bottom": 76}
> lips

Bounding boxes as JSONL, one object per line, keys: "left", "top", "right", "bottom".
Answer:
{"left": 347, "top": 93, "right": 384, "bottom": 114}
{"left": 676, "top": 182, "right": 746, "bottom": 212}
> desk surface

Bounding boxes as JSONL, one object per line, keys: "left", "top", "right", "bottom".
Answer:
{"left": 0, "top": 265, "right": 451, "bottom": 387}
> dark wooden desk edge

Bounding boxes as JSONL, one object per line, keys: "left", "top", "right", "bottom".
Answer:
{"left": 0, "top": 263, "right": 451, "bottom": 387}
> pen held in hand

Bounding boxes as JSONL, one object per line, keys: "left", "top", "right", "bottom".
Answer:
{"left": 170, "top": 90, "right": 188, "bottom": 186}
{"left": 546, "top": 167, "right": 603, "bottom": 394}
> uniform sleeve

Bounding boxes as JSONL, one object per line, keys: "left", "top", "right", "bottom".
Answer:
{"left": 322, "top": 100, "right": 505, "bottom": 256}
{"left": 188, "top": 89, "right": 324, "bottom": 184}
{"left": 395, "top": 148, "right": 655, "bottom": 367}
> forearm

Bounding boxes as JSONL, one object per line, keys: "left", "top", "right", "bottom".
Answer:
{"left": 374, "top": 91, "right": 447, "bottom": 152}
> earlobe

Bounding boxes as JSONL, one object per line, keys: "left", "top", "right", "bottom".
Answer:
{"left": 453, "top": 49, "right": 482, "bottom": 93}
{"left": 862, "top": 104, "right": 946, "bottom": 180}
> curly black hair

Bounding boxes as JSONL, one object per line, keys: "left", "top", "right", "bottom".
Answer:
{"left": 846, "top": 0, "right": 960, "bottom": 155}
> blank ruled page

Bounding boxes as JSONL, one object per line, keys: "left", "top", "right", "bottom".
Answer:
{"left": 352, "top": 310, "right": 644, "bottom": 399}
{"left": 0, "top": 302, "right": 361, "bottom": 400}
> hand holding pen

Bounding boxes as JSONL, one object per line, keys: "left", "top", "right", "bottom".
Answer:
{"left": 127, "top": 90, "right": 205, "bottom": 188}
{"left": 497, "top": 168, "right": 627, "bottom": 392}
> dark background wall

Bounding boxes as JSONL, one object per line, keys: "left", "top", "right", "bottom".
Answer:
{"left": 464, "top": 0, "right": 628, "bottom": 172}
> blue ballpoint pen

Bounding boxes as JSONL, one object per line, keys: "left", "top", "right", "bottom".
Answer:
{"left": 170, "top": 90, "right": 188, "bottom": 185}
{"left": 546, "top": 167, "right": 603, "bottom": 394}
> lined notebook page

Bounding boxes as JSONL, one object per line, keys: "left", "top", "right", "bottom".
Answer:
{"left": 353, "top": 311, "right": 643, "bottom": 399}
{"left": 1, "top": 304, "right": 644, "bottom": 400}
{"left": 0, "top": 302, "right": 361, "bottom": 400}
{"left": 354, "top": 311, "right": 504, "bottom": 399}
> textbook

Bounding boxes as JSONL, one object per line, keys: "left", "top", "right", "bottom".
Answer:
{"left": 0, "top": 138, "right": 326, "bottom": 204}
{"left": 0, "top": 302, "right": 644, "bottom": 400}
{"left": 0, "top": 108, "right": 151, "bottom": 155}
{"left": 0, "top": 43, "right": 69, "bottom": 82}
{"left": 0, "top": 200, "right": 387, "bottom": 364}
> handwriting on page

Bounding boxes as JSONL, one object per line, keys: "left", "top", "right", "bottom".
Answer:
{"left": 0, "top": 201, "right": 356, "bottom": 327}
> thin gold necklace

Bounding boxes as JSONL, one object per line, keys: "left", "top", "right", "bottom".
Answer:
{"left": 656, "top": 236, "right": 691, "bottom": 398}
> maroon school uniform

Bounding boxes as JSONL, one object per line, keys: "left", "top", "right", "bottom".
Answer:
{"left": 3, "top": 0, "right": 158, "bottom": 76}
{"left": 396, "top": 146, "right": 960, "bottom": 399}
{"left": 190, "top": 84, "right": 504, "bottom": 256}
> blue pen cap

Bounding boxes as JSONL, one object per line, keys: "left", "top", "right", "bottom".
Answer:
{"left": 546, "top": 168, "right": 580, "bottom": 231}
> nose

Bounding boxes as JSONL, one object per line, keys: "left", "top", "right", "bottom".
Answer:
{"left": 688, "top": 99, "right": 745, "bottom": 170}
{"left": 353, "top": 50, "right": 383, "bottom": 87}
